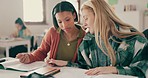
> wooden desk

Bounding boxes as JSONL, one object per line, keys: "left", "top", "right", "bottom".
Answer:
{"left": 0, "top": 38, "right": 30, "bottom": 57}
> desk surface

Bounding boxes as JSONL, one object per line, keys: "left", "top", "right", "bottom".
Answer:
{"left": 0, "top": 38, "right": 30, "bottom": 57}
{"left": 0, "top": 38, "right": 30, "bottom": 47}
{"left": 0, "top": 67, "right": 139, "bottom": 78}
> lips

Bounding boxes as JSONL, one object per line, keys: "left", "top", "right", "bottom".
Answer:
{"left": 64, "top": 28, "right": 71, "bottom": 31}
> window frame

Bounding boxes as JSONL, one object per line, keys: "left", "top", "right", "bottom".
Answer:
{"left": 77, "top": 0, "right": 81, "bottom": 24}
{"left": 24, "top": 0, "right": 47, "bottom": 25}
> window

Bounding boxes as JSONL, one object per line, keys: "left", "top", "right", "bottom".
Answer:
{"left": 23, "top": 0, "right": 46, "bottom": 25}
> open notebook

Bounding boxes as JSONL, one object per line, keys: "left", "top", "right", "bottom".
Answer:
{"left": 0, "top": 58, "right": 46, "bottom": 72}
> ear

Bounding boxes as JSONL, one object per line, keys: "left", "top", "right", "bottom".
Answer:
{"left": 73, "top": 12, "right": 76, "bottom": 20}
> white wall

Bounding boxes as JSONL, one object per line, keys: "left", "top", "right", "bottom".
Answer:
{"left": 0, "top": 0, "right": 148, "bottom": 36}
{"left": 0, "top": 0, "right": 61, "bottom": 36}
{"left": 115, "top": 0, "right": 148, "bottom": 12}
{"left": 0, "top": 0, "right": 23, "bottom": 36}
{"left": 27, "top": 0, "right": 60, "bottom": 35}
{"left": 115, "top": 0, "right": 148, "bottom": 31}
{"left": 81, "top": 0, "right": 148, "bottom": 31}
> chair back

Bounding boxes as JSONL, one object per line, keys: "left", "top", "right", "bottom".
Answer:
{"left": 30, "top": 36, "right": 34, "bottom": 51}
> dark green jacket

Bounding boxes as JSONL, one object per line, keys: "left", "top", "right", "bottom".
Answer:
{"left": 67, "top": 32, "right": 148, "bottom": 78}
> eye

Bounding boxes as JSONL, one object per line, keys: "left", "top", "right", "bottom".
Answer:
{"left": 58, "top": 21, "right": 62, "bottom": 24}
{"left": 85, "top": 18, "right": 88, "bottom": 21}
{"left": 65, "top": 18, "right": 70, "bottom": 22}
{"left": 83, "top": 17, "right": 88, "bottom": 21}
{"left": 83, "top": 16, "right": 88, "bottom": 21}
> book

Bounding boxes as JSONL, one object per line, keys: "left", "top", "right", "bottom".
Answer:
{"left": 20, "top": 66, "right": 60, "bottom": 78}
{"left": 0, "top": 58, "right": 46, "bottom": 72}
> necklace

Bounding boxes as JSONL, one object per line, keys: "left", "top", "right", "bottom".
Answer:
{"left": 61, "top": 33, "right": 71, "bottom": 47}
{"left": 67, "top": 43, "right": 70, "bottom": 46}
{"left": 62, "top": 31, "right": 79, "bottom": 47}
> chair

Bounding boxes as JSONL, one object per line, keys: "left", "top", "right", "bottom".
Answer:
{"left": 30, "top": 36, "right": 34, "bottom": 51}
{"left": 143, "top": 29, "right": 148, "bottom": 39}
{"left": 30, "top": 36, "right": 37, "bottom": 51}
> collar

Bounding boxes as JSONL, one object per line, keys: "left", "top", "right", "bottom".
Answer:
{"left": 59, "top": 25, "right": 84, "bottom": 39}
{"left": 83, "top": 33, "right": 95, "bottom": 40}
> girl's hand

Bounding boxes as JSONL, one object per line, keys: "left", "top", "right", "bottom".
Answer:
{"left": 45, "top": 58, "right": 68, "bottom": 67}
{"left": 16, "top": 53, "right": 31, "bottom": 64}
{"left": 85, "top": 66, "right": 118, "bottom": 75}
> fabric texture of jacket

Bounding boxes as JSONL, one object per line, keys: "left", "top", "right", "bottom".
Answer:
{"left": 67, "top": 27, "right": 148, "bottom": 78}
{"left": 78, "top": 31, "right": 148, "bottom": 78}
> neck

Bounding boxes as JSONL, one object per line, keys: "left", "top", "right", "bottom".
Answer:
{"left": 63, "top": 27, "right": 79, "bottom": 42}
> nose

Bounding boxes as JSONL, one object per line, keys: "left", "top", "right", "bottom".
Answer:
{"left": 62, "top": 21, "right": 68, "bottom": 28}
{"left": 82, "top": 23, "right": 87, "bottom": 30}
{"left": 83, "top": 22, "right": 87, "bottom": 27}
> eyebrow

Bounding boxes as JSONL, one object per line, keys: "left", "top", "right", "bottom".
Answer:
{"left": 83, "top": 15, "right": 88, "bottom": 19}
{"left": 57, "top": 16, "right": 70, "bottom": 21}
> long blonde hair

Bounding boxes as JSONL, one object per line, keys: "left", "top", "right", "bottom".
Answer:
{"left": 81, "top": 0, "right": 143, "bottom": 65}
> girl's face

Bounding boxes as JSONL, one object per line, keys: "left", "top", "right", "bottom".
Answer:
{"left": 81, "top": 8, "right": 95, "bottom": 34}
{"left": 55, "top": 11, "right": 76, "bottom": 33}
{"left": 15, "top": 24, "right": 22, "bottom": 31}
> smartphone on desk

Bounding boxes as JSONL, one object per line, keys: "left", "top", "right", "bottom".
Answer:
{"left": 0, "top": 57, "right": 16, "bottom": 63}
{"left": 0, "top": 58, "right": 6, "bottom": 63}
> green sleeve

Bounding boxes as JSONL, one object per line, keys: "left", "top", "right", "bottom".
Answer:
{"left": 116, "top": 43, "right": 148, "bottom": 78}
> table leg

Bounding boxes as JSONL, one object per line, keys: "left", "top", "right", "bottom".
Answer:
{"left": 6, "top": 47, "right": 9, "bottom": 57}
{"left": 27, "top": 44, "right": 30, "bottom": 53}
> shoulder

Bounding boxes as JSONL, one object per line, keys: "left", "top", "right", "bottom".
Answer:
{"left": 126, "top": 35, "right": 147, "bottom": 44}
{"left": 135, "top": 35, "right": 147, "bottom": 43}
{"left": 79, "top": 33, "right": 95, "bottom": 51}
{"left": 134, "top": 35, "right": 148, "bottom": 49}
{"left": 23, "top": 28, "right": 31, "bottom": 32}
{"left": 117, "top": 26, "right": 147, "bottom": 43}
{"left": 47, "top": 26, "right": 57, "bottom": 34}
{"left": 117, "top": 34, "right": 147, "bottom": 46}
{"left": 44, "top": 26, "right": 59, "bottom": 39}
{"left": 119, "top": 35, "right": 148, "bottom": 53}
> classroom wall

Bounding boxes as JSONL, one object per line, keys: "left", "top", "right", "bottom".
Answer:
{"left": 115, "top": 0, "right": 148, "bottom": 12}
{"left": 0, "top": 0, "right": 148, "bottom": 36}
{"left": 27, "top": 0, "right": 60, "bottom": 35}
{"left": 0, "top": 0, "right": 60, "bottom": 36}
{"left": 115, "top": 0, "right": 148, "bottom": 31}
{"left": 0, "top": 0, "right": 23, "bottom": 36}
{"left": 81, "top": 0, "right": 148, "bottom": 31}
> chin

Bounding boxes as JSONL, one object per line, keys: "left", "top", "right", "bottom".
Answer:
{"left": 90, "top": 31, "right": 94, "bottom": 34}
